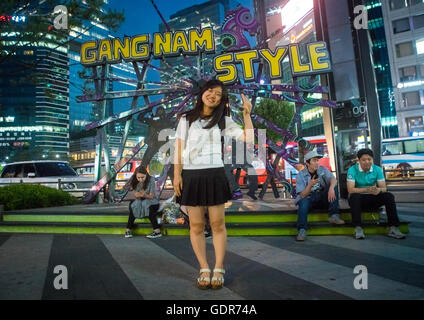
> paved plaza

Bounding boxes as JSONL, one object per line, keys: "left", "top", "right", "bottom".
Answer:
{"left": 0, "top": 202, "right": 423, "bottom": 300}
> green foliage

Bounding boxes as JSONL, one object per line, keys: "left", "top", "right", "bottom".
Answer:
{"left": 253, "top": 98, "right": 295, "bottom": 143}
{"left": 0, "top": 184, "right": 82, "bottom": 211}
{"left": 149, "top": 160, "right": 164, "bottom": 176}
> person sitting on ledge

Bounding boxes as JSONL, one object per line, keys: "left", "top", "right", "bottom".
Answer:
{"left": 347, "top": 148, "right": 406, "bottom": 240}
{"left": 295, "top": 149, "right": 344, "bottom": 242}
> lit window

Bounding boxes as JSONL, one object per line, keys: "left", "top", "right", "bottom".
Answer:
{"left": 416, "top": 39, "right": 424, "bottom": 54}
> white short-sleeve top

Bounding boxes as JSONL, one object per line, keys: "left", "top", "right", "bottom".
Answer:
{"left": 175, "top": 115, "right": 244, "bottom": 170}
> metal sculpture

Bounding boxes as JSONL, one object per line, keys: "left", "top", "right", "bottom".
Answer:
{"left": 78, "top": 3, "right": 337, "bottom": 204}
{"left": 221, "top": 6, "right": 259, "bottom": 51}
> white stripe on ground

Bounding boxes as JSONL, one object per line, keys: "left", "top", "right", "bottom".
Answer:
{"left": 409, "top": 227, "right": 424, "bottom": 237}
{"left": 309, "top": 236, "right": 424, "bottom": 266}
{"left": 0, "top": 234, "right": 53, "bottom": 300}
{"left": 227, "top": 238, "right": 424, "bottom": 300}
{"left": 99, "top": 235, "right": 243, "bottom": 300}
{"left": 398, "top": 214, "right": 424, "bottom": 223}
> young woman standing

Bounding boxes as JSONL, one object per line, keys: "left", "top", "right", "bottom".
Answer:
{"left": 174, "top": 80, "right": 253, "bottom": 289}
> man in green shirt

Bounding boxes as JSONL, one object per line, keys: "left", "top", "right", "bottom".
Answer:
{"left": 347, "top": 149, "right": 405, "bottom": 240}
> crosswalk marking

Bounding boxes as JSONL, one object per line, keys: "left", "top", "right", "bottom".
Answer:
{"left": 409, "top": 227, "right": 424, "bottom": 237}
{"left": 100, "top": 235, "right": 244, "bottom": 300}
{"left": 0, "top": 234, "right": 53, "bottom": 300}
{"left": 399, "top": 214, "right": 424, "bottom": 223}
{"left": 226, "top": 237, "right": 424, "bottom": 300}
{"left": 309, "top": 236, "right": 424, "bottom": 266}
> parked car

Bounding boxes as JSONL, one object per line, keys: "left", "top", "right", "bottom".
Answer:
{"left": 0, "top": 161, "right": 94, "bottom": 197}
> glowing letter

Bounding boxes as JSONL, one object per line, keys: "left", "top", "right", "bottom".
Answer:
{"left": 308, "top": 42, "right": 331, "bottom": 72}
{"left": 154, "top": 32, "right": 172, "bottom": 56}
{"left": 289, "top": 44, "right": 311, "bottom": 74}
{"left": 98, "top": 39, "right": 113, "bottom": 62}
{"left": 81, "top": 41, "right": 97, "bottom": 65}
{"left": 235, "top": 50, "right": 258, "bottom": 82}
{"left": 172, "top": 31, "right": 189, "bottom": 54}
{"left": 189, "top": 28, "right": 215, "bottom": 53}
{"left": 132, "top": 34, "right": 150, "bottom": 60}
{"left": 214, "top": 53, "right": 237, "bottom": 84}
{"left": 259, "top": 47, "right": 287, "bottom": 78}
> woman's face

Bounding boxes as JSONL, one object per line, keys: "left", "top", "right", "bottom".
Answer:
{"left": 136, "top": 173, "right": 146, "bottom": 183}
{"left": 201, "top": 86, "right": 223, "bottom": 109}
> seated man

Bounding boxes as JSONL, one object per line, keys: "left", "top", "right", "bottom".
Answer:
{"left": 295, "top": 150, "right": 344, "bottom": 241}
{"left": 347, "top": 148, "right": 405, "bottom": 240}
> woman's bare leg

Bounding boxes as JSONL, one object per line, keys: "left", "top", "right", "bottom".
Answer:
{"left": 187, "top": 206, "right": 209, "bottom": 284}
{"left": 208, "top": 204, "right": 227, "bottom": 285}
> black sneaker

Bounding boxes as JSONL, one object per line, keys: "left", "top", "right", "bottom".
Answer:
{"left": 146, "top": 231, "right": 162, "bottom": 239}
{"left": 247, "top": 192, "right": 258, "bottom": 200}
{"left": 124, "top": 231, "right": 133, "bottom": 238}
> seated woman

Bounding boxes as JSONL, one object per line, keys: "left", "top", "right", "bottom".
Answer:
{"left": 125, "top": 165, "right": 161, "bottom": 239}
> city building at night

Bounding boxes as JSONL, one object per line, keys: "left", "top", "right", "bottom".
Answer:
{"left": 366, "top": 0, "right": 399, "bottom": 139}
{"left": 158, "top": 0, "right": 232, "bottom": 77}
{"left": 0, "top": 1, "right": 70, "bottom": 162}
{"left": 257, "top": 0, "right": 325, "bottom": 137}
{"left": 380, "top": 0, "right": 424, "bottom": 137}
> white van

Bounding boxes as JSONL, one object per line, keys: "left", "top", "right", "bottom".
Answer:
{"left": 0, "top": 161, "right": 93, "bottom": 197}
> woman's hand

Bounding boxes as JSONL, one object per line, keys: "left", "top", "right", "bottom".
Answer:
{"left": 174, "top": 173, "right": 183, "bottom": 197}
{"left": 241, "top": 93, "right": 252, "bottom": 116}
{"left": 135, "top": 190, "right": 145, "bottom": 199}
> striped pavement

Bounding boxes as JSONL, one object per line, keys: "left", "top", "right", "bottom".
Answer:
{"left": 0, "top": 211, "right": 423, "bottom": 300}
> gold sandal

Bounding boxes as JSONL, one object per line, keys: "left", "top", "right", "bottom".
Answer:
{"left": 211, "top": 268, "right": 225, "bottom": 290}
{"left": 197, "top": 268, "right": 211, "bottom": 290}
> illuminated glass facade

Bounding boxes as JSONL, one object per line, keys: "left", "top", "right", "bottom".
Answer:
{"left": 366, "top": 0, "right": 399, "bottom": 138}
{"left": 261, "top": 0, "right": 324, "bottom": 137}
{"left": 0, "top": 1, "right": 70, "bottom": 162}
{"left": 159, "top": 0, "right": 230, "bottom": 77}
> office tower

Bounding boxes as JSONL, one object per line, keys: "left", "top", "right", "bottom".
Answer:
{"left": 255, "top": 0, "right": 324, "bottom": 137}
{"left": 158, "top": 0, "right": 231, "bottom": 78}
{"left": 0, "top": 1, "right": 70, "bottom": 161}
{"left": 380, "top": 0, "right": 424, "bottom": 137}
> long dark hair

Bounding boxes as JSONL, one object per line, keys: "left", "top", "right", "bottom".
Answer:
{"left": 179, "top": 79, "right": 229, "bottom": 129}
{"left": 129, "top": 165, "right": 151, "bottom": 191}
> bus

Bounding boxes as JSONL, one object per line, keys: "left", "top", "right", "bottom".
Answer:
{"left": 382, "top": 136, "right": 424, "bottom": 178}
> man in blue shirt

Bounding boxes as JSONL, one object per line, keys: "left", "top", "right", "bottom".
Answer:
{"left": 295, "top": 150, "right": 344, "bottom": 241}
{"left": 347, "top": 148, "right": 405, "bottom": 240}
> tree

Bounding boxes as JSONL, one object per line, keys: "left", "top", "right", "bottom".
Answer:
{"left": 253, "top": 98, "right": 295, "bottom": 143}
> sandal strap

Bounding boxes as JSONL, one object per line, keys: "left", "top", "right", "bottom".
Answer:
{"left": 213, "top": 268, "right": 225, "bottom": 274}
{"left": 199, "top": 268, "right": 211, "bottom": 274}
{"left": 211, "top": 276, "right": 224, "bottom": 282}
{"left": 198, "top": 277, "right": 211, "bottom": 282}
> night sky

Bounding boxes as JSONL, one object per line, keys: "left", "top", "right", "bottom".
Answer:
{"left": 108, "top": 0, "right": 254, "bottom": 37}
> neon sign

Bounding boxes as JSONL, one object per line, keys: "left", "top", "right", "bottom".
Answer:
{"left": 0, "top": 15, "right": 26, "bottom": 23}
{"left": 81, "top": 28, "right": 332, "bottom": 84}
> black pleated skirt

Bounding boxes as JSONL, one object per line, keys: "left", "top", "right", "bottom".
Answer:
{"left": 177, "top": 167, "right": 232, "bottom": 206}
